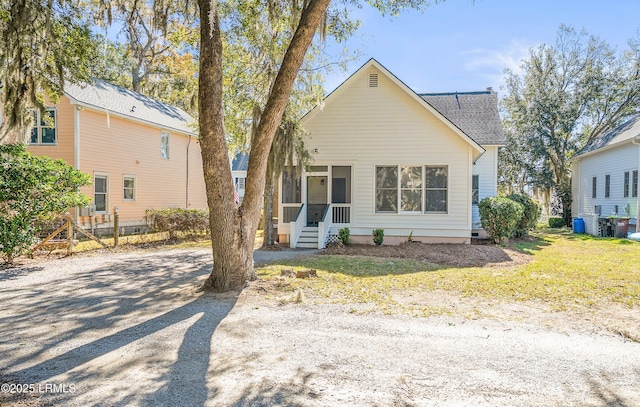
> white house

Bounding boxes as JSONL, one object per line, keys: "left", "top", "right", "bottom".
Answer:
{"left": 278, "top": 59, "right": 505, "bottom": 248}
{"left": 231, "top": 152, "right": 249, "bottom": 203}
{"left": 571, "top": 116, "right": 640, "bottom": 236}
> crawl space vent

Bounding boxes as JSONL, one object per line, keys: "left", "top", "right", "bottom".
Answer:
{"left": 368, "top": 73, "right": 379, "bottom": 88}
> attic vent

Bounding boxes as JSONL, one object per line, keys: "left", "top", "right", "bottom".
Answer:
{"left": 368, "top": 73, "right": 379, "bottom": 88}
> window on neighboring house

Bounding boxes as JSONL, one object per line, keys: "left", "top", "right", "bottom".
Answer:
{"left": 161, "top": 131, "right": 170, "bottom": 159}
{"left": 375, "top": 166, "right": 398, "bottom": 213}
{"left": 472, "top": 175, "right": 479, "bottom": 204}
{"left": 592, "top": 176, "right": 597, "bottom": 198}
{"left": 624, "top": 171, "right": 630, "bottom": 198}
{"left": 123, "top": 176, "right": 135, "bottom": 201}
{"left": 94, "top": 174, "right": 108, "bottom": 212}
{"left": 634, "top": 170, "right": 639, "bottom": 198}
{"left": 425, "top": 166, "right": 448, "bottom": 213}
{"left": 282, "top": 167, "right": 301, "bottom": 203}
{"left": 30, "top": 109, "right": 57, "bottom": 145}
{"left": 605, "top": 174, "right": 611, "bottom": 198}
{"left": 237, "top": 177, "right": 246, "bottom": 191}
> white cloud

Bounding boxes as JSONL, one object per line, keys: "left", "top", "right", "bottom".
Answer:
{"left": 461, "top": 40, "right": 533, "bottom": 92}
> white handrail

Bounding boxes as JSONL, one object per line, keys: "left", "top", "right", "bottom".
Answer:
{"left": 317, "top": 204, "right": 332, "bottom": 249}
{"left": 289, "top": 204, "right": 306, "bottom": 248}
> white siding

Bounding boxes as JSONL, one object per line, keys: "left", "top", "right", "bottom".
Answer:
{"left": 300, "top": 65, "right": 475, "bottom": 240}
{"left": 472, "top": 146, "right": 499, "bottom": 228}
{"left": 572, "top": 143, "right": 639, "bottom": 235}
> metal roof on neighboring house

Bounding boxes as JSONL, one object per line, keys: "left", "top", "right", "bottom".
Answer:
{"left": 64, "top": 79, "right": 196, "bottom": 135}
{"left": 574, "top": 115, "right": 640, "bottom": 158}
{"left": 420, "top": 91, "right": 505, "bottom": 145}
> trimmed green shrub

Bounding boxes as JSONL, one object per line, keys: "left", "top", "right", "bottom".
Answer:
{"left": 478, "top": 197, "right": 524, "bottom": 244}
{"left": 145, "top": 208, "right": 209, "bottom": 239}
{"left": 507, "top": 193, "right": 542, "bottom": 237}
{"left": 372, "top": 228, "right": 384, "bottom": 245}
{"left": 548, "top": 217, "right": 565, "bottom": 228}
{"left": 338, "top": 227, "right": 350, "bottom": 244}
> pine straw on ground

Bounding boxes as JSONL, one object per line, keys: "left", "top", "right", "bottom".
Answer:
{"left": 321, "top": 239, "right": 533, "bottom": 268}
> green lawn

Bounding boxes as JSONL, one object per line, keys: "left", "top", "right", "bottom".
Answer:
{"left": 257, "top": 229, "right": 640, "bottom": 315}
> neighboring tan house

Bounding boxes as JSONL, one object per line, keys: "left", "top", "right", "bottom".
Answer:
{"left": 571, "top": 116, "right": 640, "bottom": 237}
{"left": 278, "top": 59, "right": 505, "bottom": 248}
{"left": 24, "top": 79, "right": 207, "bottom": 234}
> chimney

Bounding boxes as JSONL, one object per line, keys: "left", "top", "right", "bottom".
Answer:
{"left": 486, "top": 87, "right": 493, "bottom": 92}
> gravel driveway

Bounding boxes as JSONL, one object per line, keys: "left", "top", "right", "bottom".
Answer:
{"left": 1, "top": 248, "right": 639, "bottom": 406}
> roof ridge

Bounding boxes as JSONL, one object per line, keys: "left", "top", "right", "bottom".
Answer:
{"left": 420, "top": 91, "right": 493, "bottom": 96}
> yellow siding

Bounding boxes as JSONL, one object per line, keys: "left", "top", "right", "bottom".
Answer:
{"left": 26, "top": 96, "right": 76, "bottom": 167}
{"left": 301, "top": 65, "right": 473, "bottom": 239}
{"left": 77, "top": 108, "right": 207, "bottom": 224}
{"left": 21, "top": 95, "right": 207, "bottom": 227}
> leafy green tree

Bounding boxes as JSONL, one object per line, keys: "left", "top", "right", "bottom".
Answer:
{"left": 501, "top": 25, "right": 640, "bottom": 224}
{"left": 0, "top": 144, "right": 90, "bottom": 263}
{"left": 0, "top": 0, "right": 96, "bottom": 143}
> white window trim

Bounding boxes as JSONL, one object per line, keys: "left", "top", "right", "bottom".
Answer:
{"left": 161, "top": 130, "right": 170, "bottom": 159}
{"left": 29, "top": 108, "right": 58, "bottom": 145}
{"left": 374, "top": 164, "right": 448, "bottom": 215}
{"left": 424, "top": 165, "right": 449, "bottom": 214}
{"left": 123, "top": 175, "right": 136, "bottom": 202}
{"left": 94, "top": 172, "right": 109, "bottom": 213}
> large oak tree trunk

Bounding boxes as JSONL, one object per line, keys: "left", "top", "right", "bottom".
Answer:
{"left": 197, "top": 0, "right": 330, "bottom": 292}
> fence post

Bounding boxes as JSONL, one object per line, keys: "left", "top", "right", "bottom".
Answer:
{"left": 66, "top": 215, "right": 74, "bottom": 255}
{"left": 113, "top": 207, "right": 119, "bottom": 247}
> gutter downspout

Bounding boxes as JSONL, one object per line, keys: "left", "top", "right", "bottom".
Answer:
{"left": 633, "top": 136, "right": 640, "bottom": 229}
{"left": 186, "top": 135, "right": 192, "bottom": 208}
{"left": 74, "top": 105, "right": 82, "bottom": 226}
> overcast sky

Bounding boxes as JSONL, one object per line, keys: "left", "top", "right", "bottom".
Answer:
{"left": 321, "top": 0, "right": 640, "bottom": 97}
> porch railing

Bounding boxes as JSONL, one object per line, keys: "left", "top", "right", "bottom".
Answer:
{"left": 289, "top": 204, "right": 305, "bottom": 248}
{"left": 317, "top": 204, "right": 331, "bottom": 249}
{"left": 282, "top": 205, "right": 302, "bottom": 223}
{"left": 332, "top": 204, "right": 351, "bottom": 224}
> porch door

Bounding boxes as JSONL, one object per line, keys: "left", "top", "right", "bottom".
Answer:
{"left": 307, "top": 176, "right": 327, "bottom": 226}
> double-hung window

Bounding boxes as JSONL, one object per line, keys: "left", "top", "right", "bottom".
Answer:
{"left": 624, "top": 172, "right": 630, "bottom": 198}
{"left": 375, "top": 166, "right": 398, "bottom": 213}
{"left": 472, "top": 175, "right": 479, "bottom": 204}
{"left": 30, "top": 109, "right": 57, "bottom": 144}
{"left": 592, "top": 176, "right": 597, "bottom": 198}
{"left": 634, "top": 170, "right": 639, "bottom": 198}
{"left": 123, "top": 176, "right": 136, "bottom": 201}
{"left": 161, "top": 131, "right": 170, "bottom": 159}
{"left": 605, "top": 174, "right": 611, "bottom": 198}
{"left": 94, "top": 174, "right": 109, "bottom": 212}
{"left": 425, "top": 166, "right": 448, "bottom": 212}
{"left": 375, "top": 165, "right": 448, "bottom": 214}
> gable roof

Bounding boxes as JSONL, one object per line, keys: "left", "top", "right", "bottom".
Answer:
{"left": 420, "top": 91, "right": 505, "bottom": 145}
{"left": 574, "top": 115, "right": 640, "bottom": 158}
{"left": 64, "top": 79, "right": 195, "bottom": 135}
{"left": 304, "top": 58, "right": 486, "bottom": 158}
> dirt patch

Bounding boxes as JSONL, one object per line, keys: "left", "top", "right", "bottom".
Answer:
{"left": 322, "top": 240, "right": 532, "bottom": 268}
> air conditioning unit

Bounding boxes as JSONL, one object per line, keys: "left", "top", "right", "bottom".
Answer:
{"left": 79, "top": 205, "right": 96, "bottom": 217}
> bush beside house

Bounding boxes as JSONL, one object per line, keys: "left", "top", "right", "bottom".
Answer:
{"left": 478, "top": 197, "right": 524, "bottom": 244}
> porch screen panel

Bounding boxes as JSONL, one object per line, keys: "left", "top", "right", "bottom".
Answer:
{"left": 376, "top": 166, "right": 398, "bottom": 213}
{"left": 282, "top": 166, "right": 301, "bottom": 203}
{"left": 425, "top": 166, "right": 447, "bottom": 213}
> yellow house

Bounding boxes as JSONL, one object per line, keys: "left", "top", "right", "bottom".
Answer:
{"left": 279, "top": 59, "right": 505, "bottom": 247}
{"left": 25, "top": 79, "right": 207, "bottom": 234}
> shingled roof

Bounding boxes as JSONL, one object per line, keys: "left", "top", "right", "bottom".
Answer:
{"left": 64, "top": 79, "right": 195, "bottom": 135}
{"left": 420, "top": 91, "right": 505, "bottom": 145}
{"left": 575, "top": 115, "right": 640, "bottom": 157}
